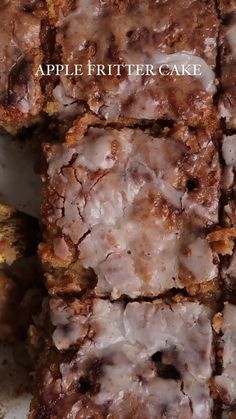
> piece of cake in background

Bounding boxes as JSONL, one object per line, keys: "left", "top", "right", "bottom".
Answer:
{"left": 40, "top": 118, "right": 221, "bottom": 299}
{"left": 29, "top": 297, "right": 215, "bottom": 419}
{"left": 0, "top": 1, "right": 46, "bottom": 134}
{"left": 219, "top": 10, "right": 236, "bottom": 129}
{"left": 0, "top": 204, "right": 38, "bottom": 265}
{"left": 0, "top": 204, "right": 42, "bottom": 343}
{"left": 45, "top": 0, "right": 219, "bottom": 127}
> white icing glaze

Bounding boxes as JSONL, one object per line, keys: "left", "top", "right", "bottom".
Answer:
{"left": 227, "top": 23, "right": 236, "bottom": 58}
{"left": 182, "top": 192, "right": 219, "bottom": 223}
{"left": 75, "top": 128, "right": 116, "bottom": 171}
{"left": 152, "top": 52, "right": 216, "bottom": 94}
{"left": 47, "top": 127, "right": 219, "bottom": 298}
{"left": 222, "top": 135, "right": 236, "bottom": 168}
{"left": 50, "top": 299, "right": 90, "bottom": 350}
{"left": 179, "top": 237, "right": 217, "bottom": 282}
{"left": 53, "top": 238, "right": 71, "bottom": 260}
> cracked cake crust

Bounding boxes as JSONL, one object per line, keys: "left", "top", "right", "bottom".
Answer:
{"left": 41, "top": 119, "right": 220, "bottom": 298}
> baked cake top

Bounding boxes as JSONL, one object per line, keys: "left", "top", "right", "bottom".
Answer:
{"left": 0, "top": 0, "right": 44, "bottom": 124}
{"left": 31, "top": 298, "right": 214, "bottom": 419}
{"left": 41, "top": 122, "right": 220, "bottom": 298}
{"left": 48, "top": 0, "right": 219, "bottom": 125}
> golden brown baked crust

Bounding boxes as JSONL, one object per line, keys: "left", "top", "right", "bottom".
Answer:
{"left": 0, "top": 203, "right": 38, "bottom": 265}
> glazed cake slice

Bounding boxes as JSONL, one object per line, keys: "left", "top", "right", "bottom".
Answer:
{"left": 46, "top": 0, "right": 219, "bottom": 126}
{"left": 30, "top": 298, "right": 214, "bottom": 419}
{"left": 41, "top": 120, "right": 220, "bottom": 298}
{"left": 219, "top": 11, "right": 236, "bottom": 129}
{"left": 0, "top": 0, "right": 45, "bottom": 132}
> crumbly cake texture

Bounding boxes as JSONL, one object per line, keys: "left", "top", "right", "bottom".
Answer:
{"left": 30, "top": 298, "right": 214, "bottom": 419}
{"left": 0, "top": 0, "right": 45, "bottom": 131}
{"left": 45, "top": 0, "right": 219, "bottom": 126}
{"left": 219, "top": 10, "right": 236, "bottom": 129}
{"left": 41, "top": 121, "right": 220, "bottom": 298}
{"left": 0, "top": 203, "right": 38, "bottom": 265}
{"left": 219, "top": 0, "right": 236, "bottom": 16}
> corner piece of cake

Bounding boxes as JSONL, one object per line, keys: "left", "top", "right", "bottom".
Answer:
{"left": 46, "top": 0, "right": 219, "bottom": 126}
{"left": 30, "top": 297, "right": 214, "bottom": 419}
{"left": 40, "top": 119, "right": 220, "bottom": 298}
{"left": 0, "top": 0, "right": 45, "bottom": 132}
